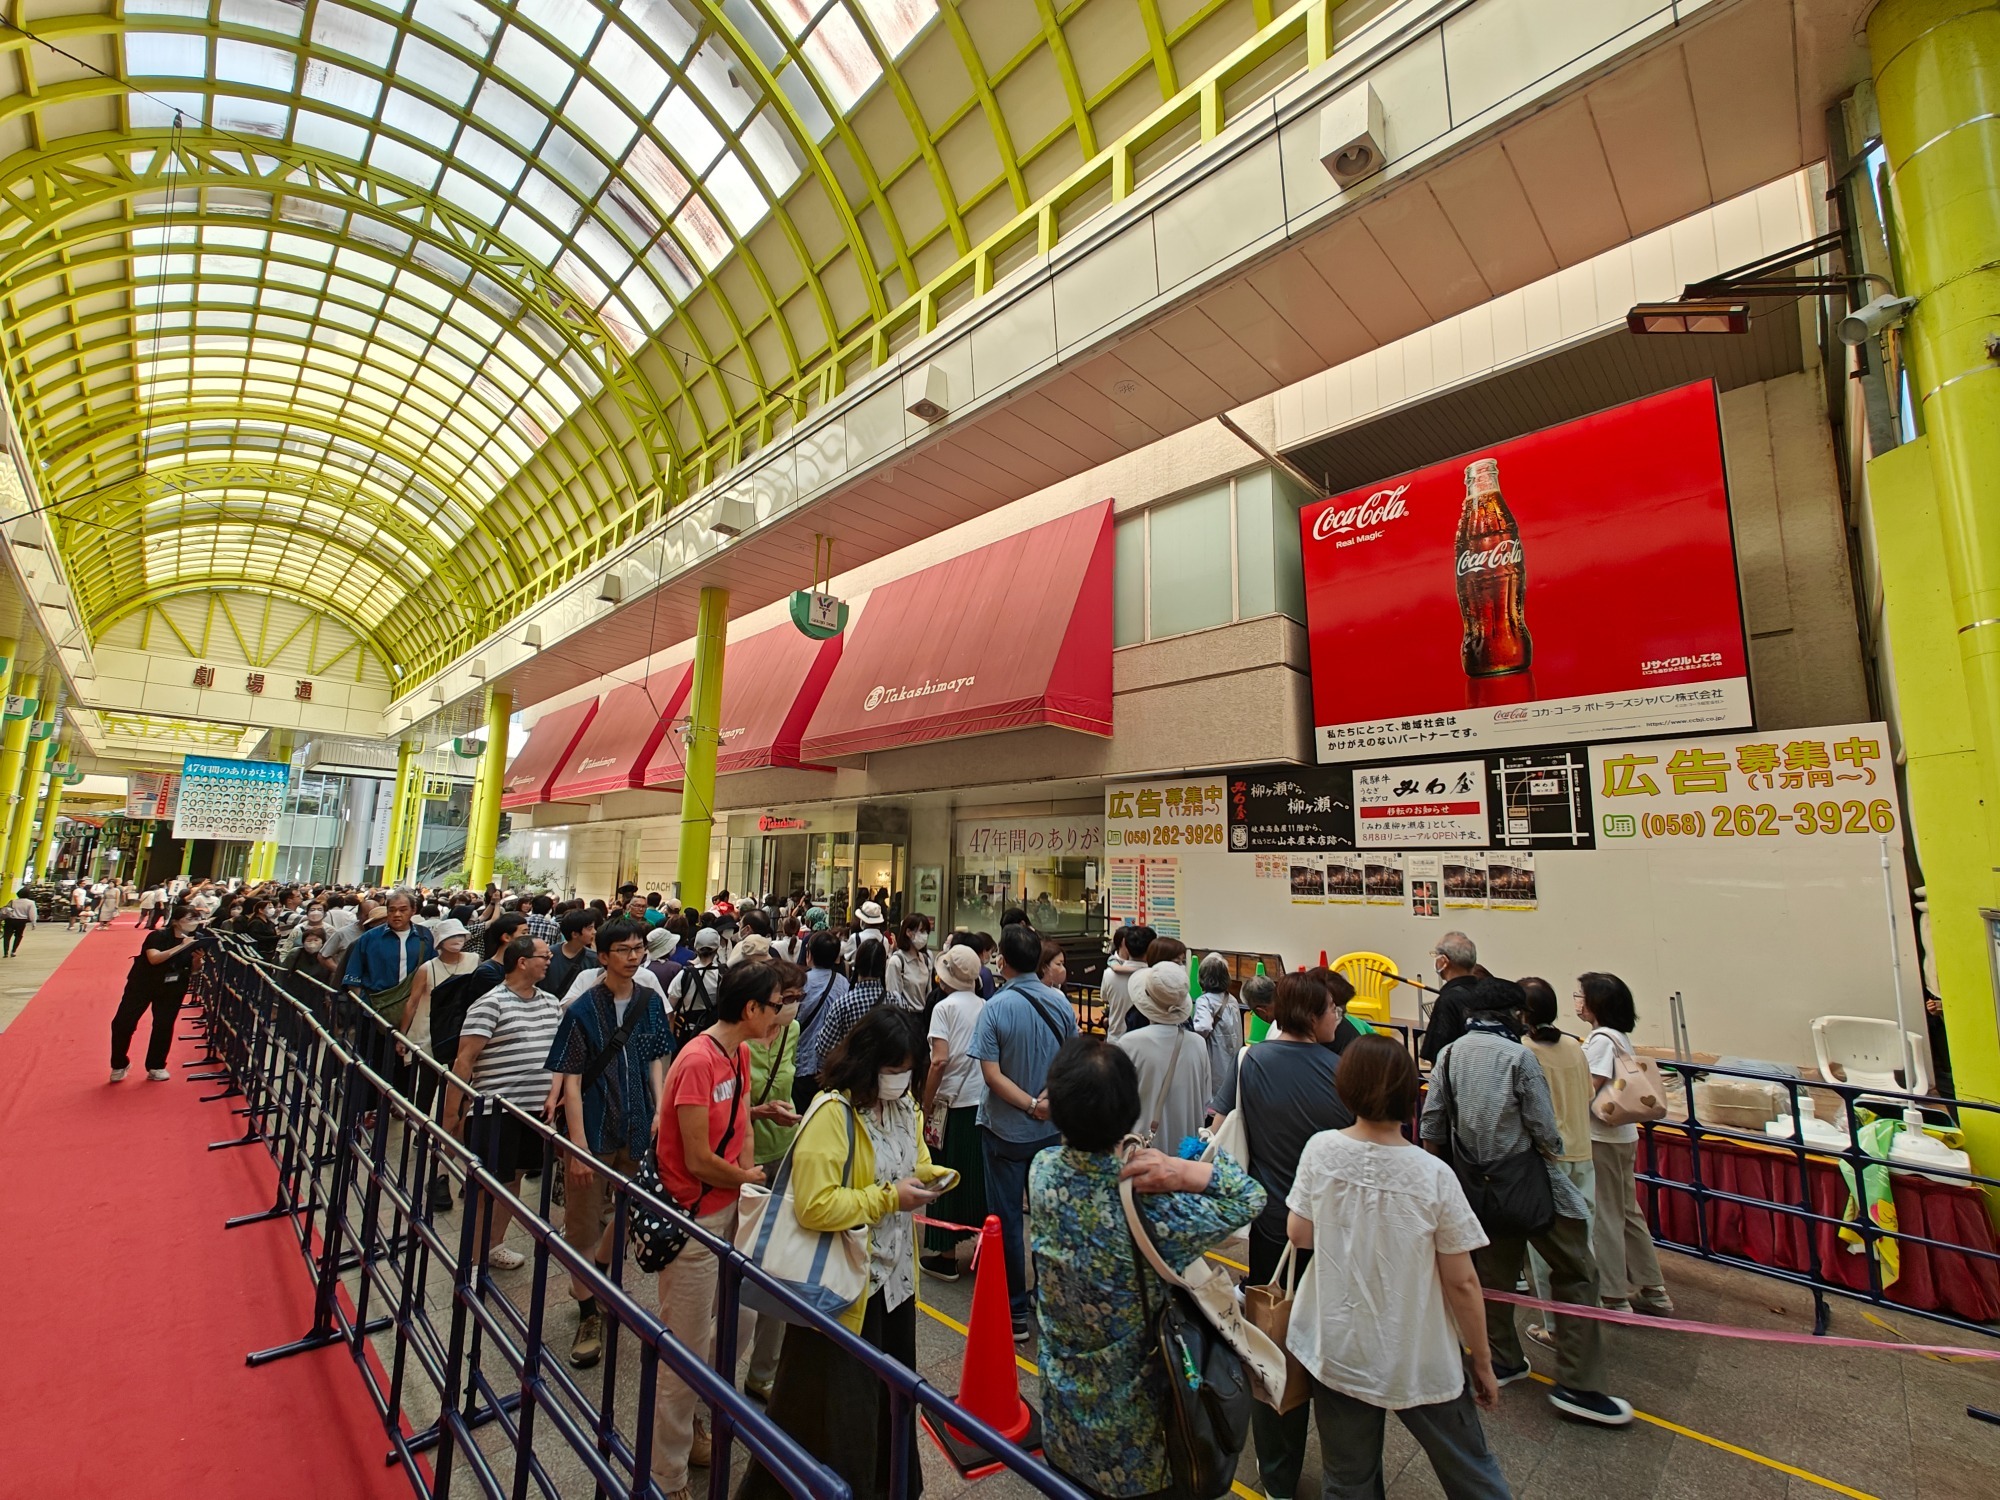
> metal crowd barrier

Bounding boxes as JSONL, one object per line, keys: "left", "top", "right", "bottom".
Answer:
{"left": 187, "top": 933, "right": 1086, "bottom": 1500}
{"left": 1635, "top": 1059, "right": 2000, "bottom": 1340}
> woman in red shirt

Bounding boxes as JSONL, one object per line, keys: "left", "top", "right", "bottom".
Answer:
{"left": 648, "top": 960, "right": 790, "bottom": 1500}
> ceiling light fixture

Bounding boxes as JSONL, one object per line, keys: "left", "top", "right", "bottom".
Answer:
{"left": 1625, "top": 301, "right": 1751, "bottom": 336}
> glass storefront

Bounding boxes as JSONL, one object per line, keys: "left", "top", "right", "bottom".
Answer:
{"left": 724, "top": 805, "right": 910, "bottom": 923}
{"left": 952, "top": 811, "right": 1103, "bottom": 937}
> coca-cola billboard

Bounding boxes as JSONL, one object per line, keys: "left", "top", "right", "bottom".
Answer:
{"left": 1300, "top": 381, "right": 1750, "bottom": 764}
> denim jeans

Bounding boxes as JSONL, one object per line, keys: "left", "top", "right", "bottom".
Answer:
{"left": 981, "top": 1127, "right": 1058, "bottom": 1320}
{"left": 1310, "top": 1378, "right": 1510, "bottom": 1500}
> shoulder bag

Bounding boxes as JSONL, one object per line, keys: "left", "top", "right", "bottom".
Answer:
{"left": 734, "top": 1092, "right": 872, "bottom": 1324}
{"left": 1119, "top": 1171, "right": 1278, "bottom": 1499}
{"left": 630, "top": 1039, "right": 744, "bottom": 1272}
{"left": 1140, "top": 1027, "right": 1190, "bottom": 1149}
{"left": 1438, "top": 1047, "right": 1555, "bottom": 1239}
{"left": 1589, "top": 1028, "right": 1670, "bottom": 1127}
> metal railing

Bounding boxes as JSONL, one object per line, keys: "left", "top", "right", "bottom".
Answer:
{"left": 186, "top": 933, "right": 1087, "bottom": 1500}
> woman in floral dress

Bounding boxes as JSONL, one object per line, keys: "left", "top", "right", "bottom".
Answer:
{"left": 1028, "top": 1034, "right": 1264, "bottom": 1498}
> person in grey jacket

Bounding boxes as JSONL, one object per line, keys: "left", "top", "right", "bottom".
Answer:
{"left": 1421, "top": 978, "right": 1635, "bottom": 1429}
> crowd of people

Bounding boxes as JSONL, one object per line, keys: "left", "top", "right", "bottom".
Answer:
{"left": 104, "top": 865, "right": 1677, "bottom": 1500}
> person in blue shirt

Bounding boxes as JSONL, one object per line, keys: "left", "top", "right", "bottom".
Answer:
{"left": 342, "top": 888, "right": 434, "bottom": 1089}
{"left": 968, "top": 922, "right": 1079, "bottom": 1340}
{"left": 545, "top": 918, "right": 675, "bottom": 1371}
{"left": 790, "top": 929, "right": 850, "bottom": 1112}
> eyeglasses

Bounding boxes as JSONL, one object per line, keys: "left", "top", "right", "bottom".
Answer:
{"left": 608, "top": 943, "right": 646, "bottom": 955}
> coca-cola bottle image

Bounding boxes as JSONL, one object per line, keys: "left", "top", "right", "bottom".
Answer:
{"left": 1455, "top": 457, "right": 1531, "bottom": 676}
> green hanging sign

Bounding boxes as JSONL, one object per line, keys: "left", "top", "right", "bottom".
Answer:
{"left": 789, "top": 590, "right": 848, "bottom": 641}
{"left": 3, "top": 695, "right": 37, "bottom": 720}
{"left": 27, "top": 721, "right": 52, "bottom": 741}
{"left": 62, "top": 767, "right": 84, "bottom": 786}
{"left": 452, "top": 736, "right": 485, "bottom": 759}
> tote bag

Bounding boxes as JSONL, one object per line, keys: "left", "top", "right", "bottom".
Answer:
{"left": 1589, "top": 1029, "right": 1670, "bottom": 1127}
{"left": 1241, "top": 1240, "right": 1311, "bottom": 1414}
{"left": 735, "top": 1093, "right": 871, "bottom": 1324}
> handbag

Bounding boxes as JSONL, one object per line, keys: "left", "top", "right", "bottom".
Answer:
{"left": 1438, "top": 1048, "right": 1555, "bottom": 1239}
{"left": 1119, "top": 1174, "right": 1273, "bottom": 1499}
{"left": 1590, "top": 1030, "right": 1670, "bottom": 1126}
{"left": 734, "top": 1093, "right": 871, "bottom": 1325}
{"left": 1242, "top": 1240, "right": 1311, "bottom": 1415}
{"left": 630, "top": 1041, "right": 745, "bottom": 1272}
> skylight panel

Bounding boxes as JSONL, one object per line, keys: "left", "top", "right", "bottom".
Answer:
{"left": 494, "top": 24, "right": 574, "bottom": 108}
{"left": 471, "top": 76, "right": 550, "bottom": 151}
{"left": 516, "top": 0, "right": 605, "bottom": 57}
{"left": 125, "top": 33, "right": 209, "bottom": 78}
{"left": 220, "top": 0, "right": 309, "bottom": 38}
{"left": 617, "top": 0, "right": 698, "bottom": 65}
{"left": 311, "top": 5, "right": 399, "bottom": 68}
{"left": 212, "top": 94, "right": 290, "bottom": 138}
{"left": 588, "top": 26, "right": 668, "bottom": 114}
{"left": 367, "top": 134, "right": 446, "bottom": 192}
{"left": 655, "top": 89, "right": 723, "bottom": 175}
{"left": 541, "top": 125, "right": 609, "bottom": 199}
{"left": 804, "top": 4, "right": 879, "bottom": 111}
{"left": 856, "top": 0, "right": 935, "bottom": 54}
{"left": 704, "top": 153, "right": 763, "bottom": 236}
{"left": 381, "top": 88, "right": 458, "bottom": 146}
{"left": 293, "top": 111, "right": 371, "bottom": 160}
{"left": 688, "top": 39, "right": 757, "bottom": 127}
{"left": 560, "top": 76, "right": 639, "bottom": 158}
{"left": 396, "top": 34, "right": 483, "bottom": 108}
{"left": 215, "top": 40, "right": 297, "bottom": 91}
{"left": 741, "top": 108, "right": 801, "bottom": 194}
{"left": 409, "top": 0, "right": 502, "bottom": 57}
{"left": 673, "top": 197, "right": 730, "bottom": 271}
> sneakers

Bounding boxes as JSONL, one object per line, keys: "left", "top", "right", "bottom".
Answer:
{"left": 1549, "top": 1386, "right": 1635, "bottom": 1426}
{"left": 744, "top": 1376, "right": 773, "bottom": 1403}
{"left": 920, "top": 1253, "right": 961, "bottom": 1282}
{"left": 486, "top": 1244, "right": 525, "bottom": 1270}
{"left": 1524, "top": 1322, "right": 1558, "bottom": 1352}
{"left": 1492, "top": 1357, "right": 1534, "bottom": 1387}
{"left": 1012, "top": 1317, "right": 1032, "bottom": 1344}
{"left": 1633, "top": 1287, "right": 1676, "bottom": 1316}
{"left": 689, "top": 1424, "right": 712, "bottom": 1468}
{"left": 429, "top": 1177, "right": 456, "bottom": 1214}
{"left": 109, "top": 1067, "right": 128, "bottom": 1082}
{"left": 146, "top": 1068, "right": 172, "bottom": 1081}
{"left": 569, "top": 1308, "right": 604, "bottom": 1369}
{"left": 664, "top": 1489, "right": 691, "bottom": 1500}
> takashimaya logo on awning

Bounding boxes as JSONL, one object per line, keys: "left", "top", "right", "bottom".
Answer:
{"left": 863, "top": 675, "right": 975, "bottom": 712}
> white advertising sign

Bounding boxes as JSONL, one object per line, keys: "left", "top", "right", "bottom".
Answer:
{"left": 1354, "top": 760, "right": 1488, "bottom": 848}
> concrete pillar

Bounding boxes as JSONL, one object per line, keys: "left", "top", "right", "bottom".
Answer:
{"left": 1868, "top": 0, "right": 2000, "bottom": 1161}
{"left": 467, "top": 689, "right": 511, "bottom": 890}
{"left": 383, "top": 739, "right": 417, "bottom": 885}
{"left": 336, "top": 775, "right": 378, "bottom": 885}
{"left": 675, "top": 586, "right": 729, "bottom": 910}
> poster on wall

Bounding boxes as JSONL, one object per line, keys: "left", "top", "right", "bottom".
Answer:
{"left": 1364, "top": 855, "right": 1405, "bottom": 905}
{"left": 1290, "top": 857, "right": 1325, "bottom": 904}
{"left": 1108, "top": 855, "right": 1183, "bottom": 937}
{"left": 1407, "top": 854, "right": 1442, "bottom": 918}
{"left": 1301, "top": 381, "right": 1751, "bottom": 763}
{"left": 1355, "top": 760, "right": 1488, "bottom": 848}
{"left": 126, "top": 771, "right": 180, "bottom": 821}
{"left": 1106, "top": 780, "right": 1226, "bottom": 850}
{"left": 1488, "top": 851, "right": 1537, "bottom": 910}
{"left": 957, "top": 814, "right": 1104, "bottom": 859}
{"left": 1487, "top": 751, "right": 1594, "bottom": 848}
{"left": 172, "top": 756, "right": 289, "bottom": 842}
{"left": 1443, "top": 854, "right": 1488, "bottom": 909}
{"left": 1587, "top": 722, "right": 1897, "bottom": 845}
{"left": 1327, "top": 852, "right": 1365, "bottom": 904}
{"left": 1226, "top": 766, "right": 1353, "bottom": 851}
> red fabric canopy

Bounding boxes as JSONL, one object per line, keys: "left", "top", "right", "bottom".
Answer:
{"left": 643, "top": 624, "right": 843, "bottom": 788}
{"left": 548, "top": 666, "right": 693, "bottom": 801}
{"left": 499, "top": 699, "right": 597, "bottom": 809}
{"left": 800, "top": 500, "right": 1114, "bottom": 760}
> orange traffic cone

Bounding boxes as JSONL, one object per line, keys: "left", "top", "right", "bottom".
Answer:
{"left": 921, "top": 1214, "right": 1042, "bottom": 1476}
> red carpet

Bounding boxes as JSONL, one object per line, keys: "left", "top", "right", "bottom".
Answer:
{"left": 0, "top": 918, "right": 413, "bottom": 1499}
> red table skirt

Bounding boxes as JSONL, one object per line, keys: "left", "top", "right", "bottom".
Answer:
{"left": 1640, "top": 1127, "right": 2000, "bottom": 1324}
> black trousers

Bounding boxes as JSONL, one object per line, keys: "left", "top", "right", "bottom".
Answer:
{"left": 1, "top": 918, "right": 25, "bottom": 955}
{"left": 110, "top": 985, "right": 180, "bottom": 1071}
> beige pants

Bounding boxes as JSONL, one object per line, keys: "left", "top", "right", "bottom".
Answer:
{"left": 1590, "top": 1137, "right": 1665, "bottom": 1300}
{"left": 651, "top": 1202, "right": 736, "bottom": 1492}
{"left": 562, "top": 1145, "right": 637, "bottom": 1298}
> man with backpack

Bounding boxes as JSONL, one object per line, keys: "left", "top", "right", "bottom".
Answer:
{"left": 546, "top": 918, "right": 674, "bottom": 1369}
{"left": 665, "top": 926, "right": 724, "bottom": 1042}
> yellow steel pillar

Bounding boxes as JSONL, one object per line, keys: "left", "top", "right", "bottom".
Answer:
{"left": 382, "top": 739, "right": 418, "bottom": 883}
{"left": 0, "top": 672, "right": 40, "bottom": 887}
{"left": 4, "top": 701, "right": 54, "bottom": 887}
{"left": 246, "top": 731, "right": 293, "bottom": 882}
{"left": 467, "top": 689, "right": 512, "bottom": 891}
{"left": 462, "top": 732, "right": 492, "bottom": 885}
{"left": 1869, "top": 0, "right": 2000, "bottom": 1160}
{"left": 31, "top": 756, "right": 66, "bottom": 882}
{"left": 675, "top": 587, "right": 729, "bottom": 909}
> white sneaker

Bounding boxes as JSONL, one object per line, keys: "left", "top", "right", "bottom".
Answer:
{"left": 486, "top": 1245, "right": 526, "bottom": 1270}
{"left": 146, "top": 1068, "right": 172, "bottom": 1081}
{"left": 109, "top": 1067, "right": 128, "bottom": 1082}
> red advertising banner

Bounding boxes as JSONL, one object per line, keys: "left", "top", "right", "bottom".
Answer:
{"left": 1299, "top": 381, "right": 1750, "bottom": 763}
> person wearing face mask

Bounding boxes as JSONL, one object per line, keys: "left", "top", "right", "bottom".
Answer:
{"left": 886, "top": 914, "right": 934, "bottom": 1009}
{"left": 738, "top": 958, "right": 805, "bottom": 1400}
{"left": 739, "top": 1006, "right": 949, "bottom": 1500}
{"left": 1418, "top": 930, "right": 1484, "bottom": 1063}
{"left": 280, "top": 922, "right": 337, "bottom": 1012}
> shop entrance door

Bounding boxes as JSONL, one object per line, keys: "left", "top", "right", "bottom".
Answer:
{"left": 855, "top": 841, "right": 908, "bottom": 922}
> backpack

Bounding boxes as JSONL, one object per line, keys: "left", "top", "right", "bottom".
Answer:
{"left": 672, "top": 963, "right": 719, "bottom": 1041}
{"left": 428, "top": 964, "right": 494, "bottom": 1059}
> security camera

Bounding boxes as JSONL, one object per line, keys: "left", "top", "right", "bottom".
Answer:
{"left": 1838, "top": 294, "right": 1916, "bottom": 346}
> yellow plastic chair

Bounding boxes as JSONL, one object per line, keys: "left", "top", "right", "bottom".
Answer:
{"left": 1331, "top": 951, "right": 1398, "bottom": 1025}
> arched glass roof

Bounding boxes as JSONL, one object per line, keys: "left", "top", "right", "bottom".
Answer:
{"left": 0, "top": 0, "right": 1301, "bottom": 677}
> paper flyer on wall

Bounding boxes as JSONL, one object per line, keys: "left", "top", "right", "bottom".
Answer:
{"left": 1107, "top": 856, "right": 1182, "bottom": 936}
{"left": 1443, "top": 854, "right": 1489, "bottom": 909}
{"left": 1289, "top": 855, "right": 1325, "bottom": 904}
{"left": 1255, "top": 854, "right": 1288, "bottom": 880}
{"left": 1486, "top": 851, "right": 1537, "bottom": 910}
{"left": 1364, "top": 854, "right": 1405, "bottom": 905}
{"left": 1326, "top": 852, "right": 1365, "bottom": 904}
{"left": 1406, "top": 854, "right": 1442, "bottom": 919}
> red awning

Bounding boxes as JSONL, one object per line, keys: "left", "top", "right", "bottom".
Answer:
{"left": 643, "top": 624, "right": 843, "bottom": 787}
{"left": 547, "top": 666, "right": 693, "bottom": 801}
{"left": 799, "top": 500, "right": 1114, "bottom": 759}
{"left": 499, "top": 699, "right": 597, "bottom": 809}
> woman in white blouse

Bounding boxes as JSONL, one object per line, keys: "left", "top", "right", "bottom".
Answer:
{"left": 1287, "top": 1034, "right": 1508, "bottom": 1500}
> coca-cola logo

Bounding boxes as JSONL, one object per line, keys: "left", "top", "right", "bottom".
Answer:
{"left": 1456, "top": 539, "right": 1523, "bottom": 577}
{"left": 1312, "top": 483, "right": 1410, "bottom": 541}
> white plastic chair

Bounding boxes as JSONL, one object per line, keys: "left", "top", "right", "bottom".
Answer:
{"left": 1810, "top": 1015, "right": 1933, "bottom": 1096}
